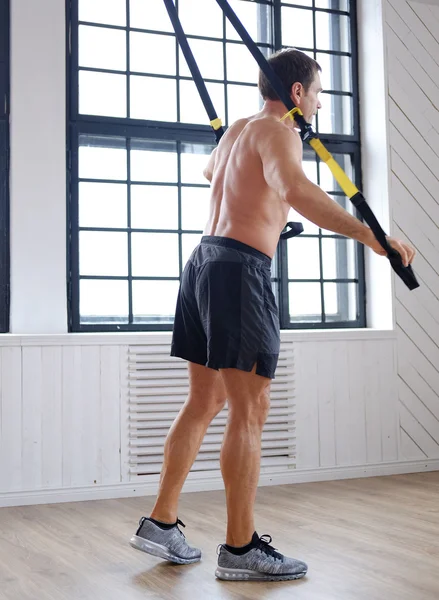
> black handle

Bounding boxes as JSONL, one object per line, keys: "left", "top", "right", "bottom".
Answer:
{"left": 280, "top": 222, "right": 304, "bottom": 240}
{"left": 387, "top": 249, "right": 420, "bottom": 290}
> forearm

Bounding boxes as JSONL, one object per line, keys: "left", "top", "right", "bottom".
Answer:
{"left": 288, "top": 181, "right": 374, "bottom": 247}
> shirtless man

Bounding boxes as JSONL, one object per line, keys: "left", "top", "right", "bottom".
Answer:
{"left": 130, "top": 49, "right": 416, "bottom": 582}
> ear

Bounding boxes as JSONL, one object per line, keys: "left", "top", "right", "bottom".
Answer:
{"left": 290, "top": 82, "right": 304, "bottom": 104}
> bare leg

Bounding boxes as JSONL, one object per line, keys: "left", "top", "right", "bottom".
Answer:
{"left": 219, "top": 365, "right": 271, "bottom": 547}
{"left": 150, "top": 362, "right": 227, "bottom": 524}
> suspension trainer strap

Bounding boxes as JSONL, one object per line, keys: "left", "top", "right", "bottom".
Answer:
{"left": 163, "top": 0, "right": 225, "bottom": 143}
{"left": 215, "top": 0, "right": 419, "bottom": 290}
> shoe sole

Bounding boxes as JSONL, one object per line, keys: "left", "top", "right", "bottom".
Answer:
{"left": 215, "top": 566, "right": 307, "bottom": 582}
{"left": 130, "top": 535, "right": 201, "bottom": 565}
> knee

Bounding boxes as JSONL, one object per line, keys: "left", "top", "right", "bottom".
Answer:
{"left": 231, "top": 388, "right": 271, "bottom": 426}
{"left": 254, "top": 390, "right": 271, "bottom": 425}
{"left": 186, "top": 393, "right": 227, "bottom": 421}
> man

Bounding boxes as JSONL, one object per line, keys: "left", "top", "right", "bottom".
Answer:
{"left": 130, "top": 49, "right": 416, "bottom": 582}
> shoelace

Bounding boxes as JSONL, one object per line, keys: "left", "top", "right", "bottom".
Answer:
{"left": 139, "top": 516, "right": 186, "bottom": 537}
{"left": 217, "top": 533, "right": 284, "bottom": 562}
{"left": 257, "top": 534, "right": 284, "bottom": 562}
{"left": 176, "top": 518, "right": 186, "bottom": 538}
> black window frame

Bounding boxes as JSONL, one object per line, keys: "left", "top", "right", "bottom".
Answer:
{"left": 0, "top": 0, "right": 10, "bottom": 333}
{"left": 67, "top": 0, "right": 365, "bottom": 332}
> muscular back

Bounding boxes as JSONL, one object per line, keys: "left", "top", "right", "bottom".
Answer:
{"left": 204, "top": 115, "right": 303, "bottom": 258}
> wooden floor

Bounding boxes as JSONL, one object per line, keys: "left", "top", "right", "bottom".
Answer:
{"left": 0, "top": 472, "right": 438, "bottom": 600}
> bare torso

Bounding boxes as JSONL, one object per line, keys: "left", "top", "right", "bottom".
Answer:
{"left": 203, "top": 113, "right": 302, "bottom": 258}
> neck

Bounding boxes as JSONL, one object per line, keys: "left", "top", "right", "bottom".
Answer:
{"left": 259, "top": 99, "right": 300, "bottom": 129}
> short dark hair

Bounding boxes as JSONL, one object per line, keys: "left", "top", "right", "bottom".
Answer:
{"left": 258, "top": 48, "right": 322, "bottom": 100}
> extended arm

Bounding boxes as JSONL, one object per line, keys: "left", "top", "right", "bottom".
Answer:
{"left": 257, "top": 123, "right": 415, "bottom": 265}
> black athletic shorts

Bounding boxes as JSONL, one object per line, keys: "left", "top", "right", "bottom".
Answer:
{"left": 170, "top": 236, "right": 280, "bottom": 379}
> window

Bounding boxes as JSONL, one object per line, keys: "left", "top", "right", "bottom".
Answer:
{"left": 68, "top": 0, "right": 364, "bottom": 331}
{"left": 0, "top": 0, "right": 9, "bottom": 333}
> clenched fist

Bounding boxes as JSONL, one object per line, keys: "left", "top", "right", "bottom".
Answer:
{"left": 370, "top": 235, "right": 416, "bottom": 267}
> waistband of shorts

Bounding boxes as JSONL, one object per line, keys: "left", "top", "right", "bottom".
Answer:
{"left": 200, "top": 236, "right": 272, "bottom": 267}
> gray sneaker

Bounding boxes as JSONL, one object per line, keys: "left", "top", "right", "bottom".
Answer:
{"left": 215, "top": 532, "right": 308, "bottom": 582}
{"left": 130, "top": 517, "right": 201, "bottom": 565}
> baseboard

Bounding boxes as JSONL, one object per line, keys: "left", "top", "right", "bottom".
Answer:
{"left": 1, "top": 459, "right": 438, "bottom": 508}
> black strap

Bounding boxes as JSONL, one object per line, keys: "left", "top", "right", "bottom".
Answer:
{"left": 162, "top": 0, "right": 225, "bottom": 143}
{"left": 351, "top": 192, "right": 419, "bottom": 290}
{"left": 215, "top": 0, "right": 419, "bottom": 291}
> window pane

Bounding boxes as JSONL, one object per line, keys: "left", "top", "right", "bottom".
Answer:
{"left": 180, "top": 80, "right": 225, "bottom": 125}
{"left": 289, "top": 282, "right": 322, "bottom": 322}
{"left": 130, "top": 0, "right": 173, "bottom": 32}
{"left": 303, "top": 159, "right": 318, "bottom": 184}
{"left": 315, "top": 12, "right": 350, "bottom": 53}
{"left": 179, "top": 39, "right": 224, "bottom": 81}
{"left": 79, "top": 141, "right": 127, "bottom": 181}
{"left": 131, "top": 141, "right": 178, "bottom": 183}
{"left": 288, "top": 238, "right": 321, "bottom": 279}
{"left": 80, "top": 280, "right": 128, "bottom": 323}
{"left": 226, "top": 43, "right": 262, "bottom": 84}
{"left": 182, "top": 233, "right": 203, "bottom": 267}
{"left": 322, "top": 238, "right": 356, "bottom": 279}
{"left": 79, "top": 71, "right": 127, "bottom": 118}
{"left": 317, "top": 93, "right": 352, "bottom": 135}
{"left": 131, "top": 185, "right": 178, "bottom": 230}
{"left": 227, "top": 85, "right": 261, "bottom": 124}
{"left": 178, "top": 0, "right": 223, "bottom": 39}
{"left": 283, "top": 0, "right": 312, "bottom": 5}
{"left": 133, "top": 280, "right": 180, "bottom": 324}
{"left": 287, "top": 159, "right": 319, "bottom": 235}
{"left": 130, "top": 75, "right": 177, "bottom": 122}
{"left": 130, "top": 32, "right": 176, "bottom": 76}
{"left": 281, "top": 8, "right": 314, "bottom": 48}
{"left": 181, "top": 187, "right": 210, "bottom": 230}
{"left": 324, "top": 282, "right": 357, "bottom": 321}
{"left": 80, "top": 231, "right": 128, "bottom": 276}
{"left": 79, "top": 0, "right": 126, "bottom": 27}
{"left": 79, "top": 25, "right": 126, "bottom": 71}
{"left": 317, "top": 53, "right": 352, "bottom": 93}
{"left": 79, "top": 182, "right": 127, "bottom": 228}
{"left": 315, "top": 1, "right": 349, "bottom": 12}
{"left": 131, "top": 233, "right": 179, "bottom": 277}
{"left": 226, "top": 0, "right": 272, "bottom": 43}
{"left": 181, "top": 145, "right": 213, "bottom": 185}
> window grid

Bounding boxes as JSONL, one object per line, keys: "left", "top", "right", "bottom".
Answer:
{"left": 68, "top": 0, "right": 365, "bottom": 332}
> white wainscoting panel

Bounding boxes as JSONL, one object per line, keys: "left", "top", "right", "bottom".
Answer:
{"left": 295, "top": 338, "right": 399, "bottom": 470}
{"left": 1, "top": 331, "right": 438, "bottom": 507}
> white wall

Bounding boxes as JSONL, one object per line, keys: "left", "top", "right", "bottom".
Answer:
{"left": 10, "top": 0, "right": 67, "bottom": 333}
{"left": 1, "top": 0, "right": 438, "bottom": 507}
{"left": 357, "top": 0, "right": 394, "bottom": 330}
{"left": 384, "top": 0, "right": 439, "bottom": 459}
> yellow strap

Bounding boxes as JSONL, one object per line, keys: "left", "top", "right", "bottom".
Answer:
{"left": 280, "top": 107, "right": 303, "bottom": 122}
{"left": 309, "top": 138, "right": 359, "bottom": 199}
{"left": 210, "top": 117, "right": 223, "bottom": 130}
